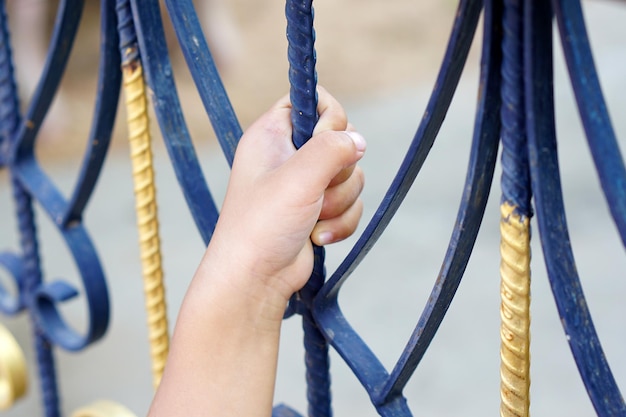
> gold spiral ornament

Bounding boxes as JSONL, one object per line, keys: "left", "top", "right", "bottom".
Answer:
{"left": 122, "top": 55, "right": 170, "bottom": 389}
{"left": 71, "top": 400, "right": 137, "bottom": 417}
{"left": 499, "top": 202, "right": 531, "bottom": 417}
{"left": 0, "top": 323, "right": 27, "bottom": 409}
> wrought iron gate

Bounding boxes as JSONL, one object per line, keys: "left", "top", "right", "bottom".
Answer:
{"left": 0, "top": 0, "right": 624, "bottom": 416}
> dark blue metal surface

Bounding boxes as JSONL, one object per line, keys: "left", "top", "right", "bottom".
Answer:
{"left": 130, "top": 0, "right": 221, "bottom": 245}
{"left": 553, "top": 0, "right": 626, "bottom": 248}
{"left": 284, "top": 2, "right": 332, "bottom": 416}
{"left": 500, "top": 0, "right": 532, "bottom": 215}
{"left": 162, "top": 0, "right": 242, "bottom": 165}
{"left": 0, "top": 0, "right": 120, "bottom": 415}
{"left": 315, "top": 1, "right": 490, "bottom": 413}
{"left": 526, "top": 0, "right": 625, "bottom": 414}
{"left": 1, "top": 0, "right": 625, "bottom": 415}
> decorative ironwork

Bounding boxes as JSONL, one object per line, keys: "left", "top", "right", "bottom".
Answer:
{"left": 0, "top": 0, "right": 624, "bottom": 416}
{"left": 116, "top": 0, "right": 169, "bottom": 390}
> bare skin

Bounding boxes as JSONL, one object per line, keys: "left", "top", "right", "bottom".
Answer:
{"left": 148, "top": 87, "right": 366, "bottom": 417}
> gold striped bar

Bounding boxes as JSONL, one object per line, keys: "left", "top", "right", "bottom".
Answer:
{"left": 121, "top": 55, "right": 170, "bottom": 389}
{"left": 499, "top": 202, "right": 531, "bottom": 417}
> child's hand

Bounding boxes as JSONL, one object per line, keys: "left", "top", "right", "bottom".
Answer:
{"left": 197, "top": 87, "right": 366, "bottom": 320}
{"left": 150, "top": 88, "right": 365, "bottom": 417}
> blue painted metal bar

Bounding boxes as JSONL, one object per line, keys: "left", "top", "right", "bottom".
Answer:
{"left": 285, "top": 2, "right": 332, "bottom": 416}
{"left": 0, "top": 0, "right": 623, "bottom": 415}
{"left": 379, "top": 0, "right": 503, "bottom": 408}
{"left": 287, "top": 0, "right": 318, "bottom": 149}
{"left": 552, "top": 0, "right": 626, "bottom": 248}
{"left": 12, "top": 0, "right": 114, "bottom": 354}
{"left": 314, "top": 0, "right": 488, "bottom": 414}
{"left": 500, "top": 0, "right": 531, "bottom": 215}
{"left": 0, "top": 0, "right": 120, "bottom": 413}
{"left": 162, "top": 0, "right": 242, "bottom": 166}
{"left": 129, "top": 0, "right": 221, "bottom": 245}
{"left": 524, "top": 0, "right": 626, "bottom": 414}
{"left": 64, "top": 0, "right": 122, "bottom": 224}
{"left": 273, "top": 404, "right": 305, "bottom": 417}
{"left": 0, "top": 0, "right": 64, "bottom": 414}
{"left": 316, "top": 0, "right": 483, "bottom": 300}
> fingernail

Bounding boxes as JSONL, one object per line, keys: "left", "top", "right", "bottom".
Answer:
{"left": 346, "top": 131, "right": 366, "bottom": 153}
{"left": 317, "top": 231, "right": 334, "bottom": 246}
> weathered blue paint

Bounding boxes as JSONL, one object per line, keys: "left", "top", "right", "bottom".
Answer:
{"left": 0, "top": 0, "right": 121, "bottom": 415}
{"left": 552, "top": 0, "right": 626, "bottom": 249}
{"left": 129, "top": 0, "right": 221, "bottom": 245}
{"left": 1, "top": 0, "right": 624, "bottom": 415}
{"left": 500, "top": 0, "right": 532, "bottom": 216}
{"left": 525, "top": 0, "right": 626, "bottom": 415}
{"left": 285, "top": 2, "right": 333, "bottom": 417}
{"left": 315, "top": 0, "right": 490, "bottom": 414}
{"left": 287, "top": 0, "right": 319, "bottom": 149}
{"left": 162, "top": 0, "right": 242, "bottom": 165}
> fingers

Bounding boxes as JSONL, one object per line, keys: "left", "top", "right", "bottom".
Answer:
{"left": 312, "top": 198, "right": 363, "bottom": 246}
{"left": 280, "top": 130, "right": 366, "bottom": 201}
{"left": 319, "top": 165, "right": 364, "bottom": 220}
{"left": 313, "top": 86, "right": 348, "bottom": 135}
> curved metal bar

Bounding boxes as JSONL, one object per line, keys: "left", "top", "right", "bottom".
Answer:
{"left": 552, "top": 0, "right": 626, "bottom": 248}
{"left": 316, "top": 0, "right": 483, "bottom": 301}
{"left": 0, "top": 2, "right": 72, "bottom": 414}
{"left": 313, "top": 0, "right": 485, "bottom": 412}
{"left": 129, "top": 0, "right": 220, "bottom": 245}
{"left": 378, "top": 0, "right": 502, "bottom": 405}
{"left": 11, "top": 0, "right": 85, "bottom": 160}
{"left": 272, "top": 404, "right": 305, "bottom": 417}
{"left": 162, "top": 0, "right": 242, "bottom": 165}
{"left": 0, "top": 0, "right": 114, "bottom": 355}
{"left": 524, "top": 1, "right": 626, "bottom": 414}
{"left": 11, "top": 157, "right": 111, "bottom": 352}
{"left": 64, "top": 0, "right": 122, "bottom": 224}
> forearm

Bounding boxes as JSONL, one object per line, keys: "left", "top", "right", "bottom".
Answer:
{"left": 148, "top": 249, "right": 286, "bottom": 417}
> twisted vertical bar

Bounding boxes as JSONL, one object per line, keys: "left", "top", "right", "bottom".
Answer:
{"left": 499, "top": 203, "right": 531, "bottom": 417}
{"left": 499, "top": 1, "right": 532, "bottom": 416}
{"left": 287, "top": 0, "right": 318, "bottom": 149}
{"left": 116, "top": 0, "right": 169, "bottom": 389}
{"left": 0, "top": 2, "right": 61, "bottom": 416}
{"left": 286, "top": 2, "right": 331, "bottom": 417}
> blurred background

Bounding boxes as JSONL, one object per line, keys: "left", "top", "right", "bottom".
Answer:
{"left": 1, "top": 1, "right": 626, "bottom": 416}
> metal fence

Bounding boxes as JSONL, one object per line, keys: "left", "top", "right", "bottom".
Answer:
{"left": 0, "top": 0, "right": 624, "bottom": 416}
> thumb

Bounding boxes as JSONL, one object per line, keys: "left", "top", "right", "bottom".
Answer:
{"left": 282, "top": 130, "right": 366, "bottom": 196}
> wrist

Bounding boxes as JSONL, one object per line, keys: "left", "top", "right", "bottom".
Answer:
{"left": 190, "top": 241, "right": 293, "bottom": 327}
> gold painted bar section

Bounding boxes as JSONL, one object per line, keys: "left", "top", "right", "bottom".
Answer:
{"left": 71, "top": 400, "right": 137, "bottom": 417}
{"left": 499, "top": 202, "right": 531, "bottom": 417}
{"left": 0, "top": 323, "right": 27, "bottom": 409}
{"left": 122, "top": 57, "right": 169, "bottom": 389}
